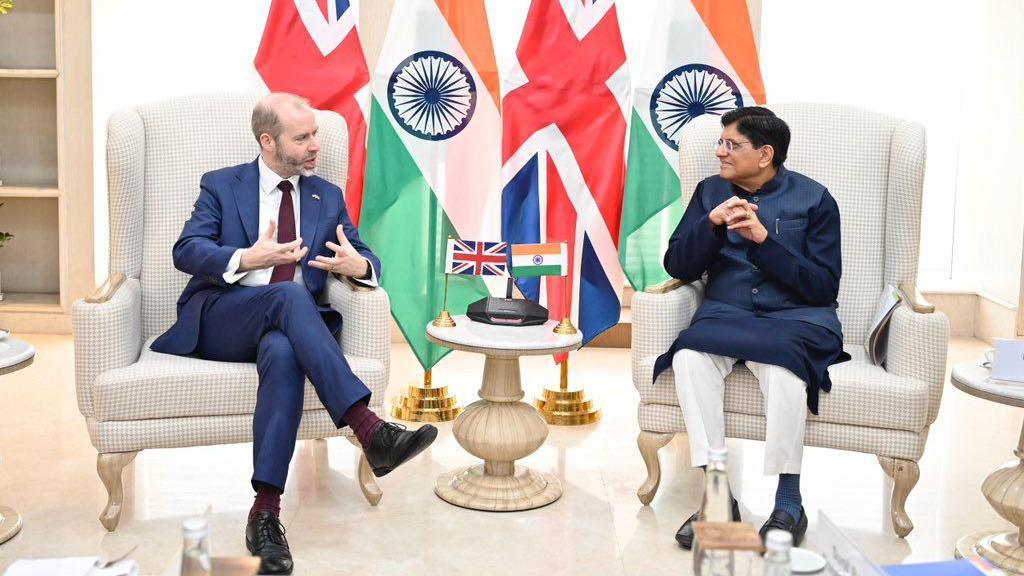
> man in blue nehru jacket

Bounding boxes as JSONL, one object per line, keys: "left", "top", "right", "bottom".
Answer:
{"left": 152, "top": 93, "right": 437, "bottom": 575}
{"left": 655, "top": 107, "right": 849, "bottom": 548}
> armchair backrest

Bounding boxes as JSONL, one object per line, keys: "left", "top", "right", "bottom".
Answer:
{"left": 105, "top": 93, "right": 349, "bottom": 340}
{"left": 677, "top": 104, "right": 926, "bottom": 342}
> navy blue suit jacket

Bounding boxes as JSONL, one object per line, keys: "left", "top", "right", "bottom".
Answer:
{"left": 151, "top": 159, "right": 381, "bottom": 356}
{"left": 662, "top": 166, "right": 843, "bottom": 338}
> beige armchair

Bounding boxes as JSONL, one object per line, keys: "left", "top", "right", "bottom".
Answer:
{"left": 72, "top": 94, "right": 390, "bottom": 531}
{"left": 631, "top": 103, "right": 949, "bottom": 537}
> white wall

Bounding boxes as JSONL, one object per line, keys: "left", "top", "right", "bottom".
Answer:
{"left": 760, "top": 0, "right": 963, "bottom": 281}
{"left": 951, "top": 1, "right": 1024, "bottom": 307}
{"left": 91, "top": 0, "right": 272, "bottom": 281}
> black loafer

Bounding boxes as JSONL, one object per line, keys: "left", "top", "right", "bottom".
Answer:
{"left": 759, "top": 506, "right": 808, "bottom": 547}
{"left": 245, "top": 511, "right": 293, "bottom": 575}
{"left": 675, "top": 497, "right": 742, "bottom": 549}
{"left": 363, "top": 421, "right": 438, "bottom": 477}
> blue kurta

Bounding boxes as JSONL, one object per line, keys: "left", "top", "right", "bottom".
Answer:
{"left": 652, "top": 166, "right": 850, "bottom": 414}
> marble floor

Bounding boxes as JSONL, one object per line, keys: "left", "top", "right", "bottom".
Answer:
{"left": 0, "top": 334, "right": 1017, "bottom": 575}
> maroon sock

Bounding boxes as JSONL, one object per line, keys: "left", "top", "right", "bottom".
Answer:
{"left": 344, "top": 401, "right": 383, "bottom": 448}
{"left": 249, "top": 483, "right": 283, "bottom": 521}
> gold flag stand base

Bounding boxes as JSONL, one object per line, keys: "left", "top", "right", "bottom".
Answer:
{"left": 432, "top": 309, "right": 456, "bottom": 328}
{"left": 552, "top": 317, "right": 578, "bottom": 335}
{"left": 534, "top": 360, "right": 600, "bottom": 426}
{"left": 391, "top": 369, "right": 462, "bottom": 423}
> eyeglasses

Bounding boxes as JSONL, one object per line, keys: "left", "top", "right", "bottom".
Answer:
{"left": 716, "top": 139, "right": 753, "bottom": 152}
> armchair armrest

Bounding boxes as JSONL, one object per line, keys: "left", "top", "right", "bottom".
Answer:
{"left": 324, "top": 274, "right": 391, "bottom": 367}
{"left": 886, "top": 304, "right": 950, "bottom": 426}
{"left": 630, "top": 280, "right": 704, "bottom": 382}
{"left": 72, "top": 276, "right": 143, "bottom": 418}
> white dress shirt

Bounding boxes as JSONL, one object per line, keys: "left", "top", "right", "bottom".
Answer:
{"left": 222, "top": 156, "right": 377, "bottom": 287}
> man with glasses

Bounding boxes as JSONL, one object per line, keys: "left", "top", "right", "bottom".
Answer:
{"left": 653, "top": 107, "right": 848, "bottom": 548}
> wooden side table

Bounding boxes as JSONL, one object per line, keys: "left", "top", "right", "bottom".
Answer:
{"left": 951, "top": 361, "right": 1024, "bottom": 574}
{"left": 0, "top": 334, "right": 36, "bottom": 545}
{"left": 426, "top": 316, "right": 582, "bottom": 511}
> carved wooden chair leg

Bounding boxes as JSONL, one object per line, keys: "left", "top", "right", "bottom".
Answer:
{"left": 879, "top": 456, "right": 920, "bottom": 537}
{"left": 97, "top": 451, "right": 139, "bottom": 531}
{"left": 637, "top": 431, "right": 675, "bottom": 505}
{"left": 347, "top": 436, "right": 382, "bottom": 506}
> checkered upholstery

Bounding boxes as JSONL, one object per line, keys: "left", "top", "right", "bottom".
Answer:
{"left": 634, "top": 103, "right": 949, "bottom": 463}
{"left": 72, "top": 93, "right": 390, "bottom": 453}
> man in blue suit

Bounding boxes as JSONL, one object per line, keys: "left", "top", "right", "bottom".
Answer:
{"left": 656, "top": 107, "right": 849, "bottom": 548}
{"left": 152, "top": 93, "right": 436, "bottom": 575}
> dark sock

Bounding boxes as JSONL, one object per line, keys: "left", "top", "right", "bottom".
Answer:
{"left": 774, "top": 473, "right": 802, "bottom": 520}
{"left": 344, "top": 401, "right": 383, "bottom": 448}
{"left": 249, "top": 482, "right": 283, "bottom": 521}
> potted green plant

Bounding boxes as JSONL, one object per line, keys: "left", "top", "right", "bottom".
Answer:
{"left": 0, "top": 203, "right": 13, "bottom": 302}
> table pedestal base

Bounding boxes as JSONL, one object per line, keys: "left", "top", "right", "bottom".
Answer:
{"left": 956, "top": 531, "right": 1024, "bottom": 574}
{"left": 435, "top": 463, "right": 562, "bottom": 511}
{"left": 0, "top": 505, "right": 23, "bottom": 545}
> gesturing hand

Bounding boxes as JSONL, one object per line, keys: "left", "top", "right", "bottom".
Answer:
{"left": 239, "top": 219, "right": 308, "bottom": 272}
{"left": 308, "top": 225, "right": 370, "bottom": 278}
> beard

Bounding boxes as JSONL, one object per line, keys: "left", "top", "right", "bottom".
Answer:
{"left": 275, "top": 145, "right": 315, "bottom": 177}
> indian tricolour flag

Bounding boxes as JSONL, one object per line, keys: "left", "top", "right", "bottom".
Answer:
{"left": 360, "top": 0, "right": 502, "bottom": 371}
{"left": 618, "top": 0, "right": 765, "bottom": 291}
{"left": 510, "top": 243, "right": 568, "bottom": 278}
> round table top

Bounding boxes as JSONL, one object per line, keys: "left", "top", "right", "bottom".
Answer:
{"left": 951, "top": 361, "right": 1024, "bottom": 408}
{"left": 426, "top": 315, "right": 583, "bottom": 357}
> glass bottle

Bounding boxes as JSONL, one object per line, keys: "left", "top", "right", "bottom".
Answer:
{"left": 762, "top": 529, "right": 793, "bottom": 576}
{"left": 180, "top": 516, "right": 212, "bottom": 576}
{"left": 694, "top": 446, "right": 735, "bottom": 575}
{"left": 702, "top": 446, "right": 732, "bottom": 523}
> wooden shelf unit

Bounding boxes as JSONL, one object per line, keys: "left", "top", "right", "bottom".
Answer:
{"left": 0, "top": 0, "right": 93, "bottom": 334}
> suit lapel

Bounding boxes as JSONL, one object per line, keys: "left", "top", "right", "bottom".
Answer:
{"left": 299, "top": 176, "right": 323, "bottom": 265}
{"left": 232, "top": 160, "right": 261, "bottom": 245}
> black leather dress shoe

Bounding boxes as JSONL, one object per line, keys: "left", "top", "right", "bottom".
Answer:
{"left": 364, "top": 421, "right": 438, "bottom": 477}
{"left": 245, "top": 511, "right": 293, "bottom": 575}
{"left": 675, "top": 497, "right": 742, "bottom": 550}
{"left": 759, "top": 506, "right": 808, "bottom": 547}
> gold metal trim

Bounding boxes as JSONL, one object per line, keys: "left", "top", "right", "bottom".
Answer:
{"left": 431, "top": 309, "right": 456, "bottom": 328}
{"left": 390, "top": 370, "right": 462, "bottom": 422}
{"left": 533, "top": 360, "right": 600, "bottom": 426}
{"left": 553, "top": 317, "right": 578, "bottom": 335}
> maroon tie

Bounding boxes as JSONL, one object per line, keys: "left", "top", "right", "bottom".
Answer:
{"left": 269, "top": 180, "right": 297, "bottom": 284}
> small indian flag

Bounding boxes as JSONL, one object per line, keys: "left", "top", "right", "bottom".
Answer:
{"left": 510, "top": 243, "right": 567, "bottom": 278}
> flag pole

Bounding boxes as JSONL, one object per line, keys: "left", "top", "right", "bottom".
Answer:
{"left": 395, "top": 239, "right": 461, "bottom": 422}
{"left": 433, "top": 238, "right": 456, "bottom": 328}
{"left": 536, "top": 242, "right": 598, "bottom": 425}
{"left": 553, "top": 243, "right": 577, "bottom": 335}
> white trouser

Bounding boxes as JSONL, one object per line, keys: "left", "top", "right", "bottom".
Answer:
{"left": 672, "top": 349, "right": 807, "bottom": 475}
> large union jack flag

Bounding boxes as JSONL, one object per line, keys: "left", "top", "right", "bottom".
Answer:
{"left": 254, "top": 0, "right": 370, "bottom": 224}
{"left": 445, "top": 239, "right": 509, "bottom": 276}
{"left": 501, "top": 0, "right": 629, "bottom": 349}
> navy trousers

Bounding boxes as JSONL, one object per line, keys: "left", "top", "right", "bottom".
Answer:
{"left": 195, "top": 282, "right": 372, "bottom": 491}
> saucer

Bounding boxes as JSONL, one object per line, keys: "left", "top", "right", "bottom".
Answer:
{"left": 791, "top": 547, "right": 828, "bottom": 574}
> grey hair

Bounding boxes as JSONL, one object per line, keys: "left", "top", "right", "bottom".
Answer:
{"left": 251, "top": 93, "right": 311, "bottom": 145}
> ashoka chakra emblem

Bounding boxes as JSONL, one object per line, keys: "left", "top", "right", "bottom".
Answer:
{"left": 650, "top": 64, "right": 743, "bottom": 151}
{"left": 388, "top": 50, "right": 477, "bottom": 141}
{"left": 532, "top": 255, "right": 543, "bottom": 265}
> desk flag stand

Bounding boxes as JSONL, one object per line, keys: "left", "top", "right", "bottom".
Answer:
{"left": 534, "top": 263, "right": 600, "bottom": 425}
{"left": 393, "top": 270, "right": 461, "bottom": 422}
